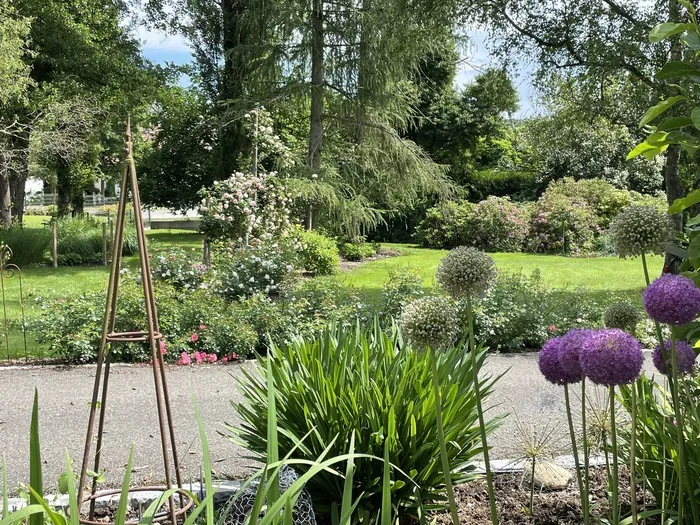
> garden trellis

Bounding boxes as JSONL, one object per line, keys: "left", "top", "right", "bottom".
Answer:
{"left": 77, "top": 118, "right": 190, "bottom": 524}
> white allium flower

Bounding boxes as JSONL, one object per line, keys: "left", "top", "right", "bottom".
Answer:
{"left": 608, "top": 205, "right": 673, "bottom": 258}
{"left": 437, "top": 246, "right": 497, "bottom": 299}
{"left": 400, "top": 296, "right": 459, "bottom": 351}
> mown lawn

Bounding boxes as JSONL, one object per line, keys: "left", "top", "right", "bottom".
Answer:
{"left": 337, "top": 243, "right": 663, "bottom": 303}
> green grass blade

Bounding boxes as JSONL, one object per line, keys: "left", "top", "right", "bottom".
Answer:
{"left": 184, "top": 493, "right": 214, "bottom": 525}
{"left": 27, "top": 487, "right": 67, "bottom": 525}
{"left": 63, "top": 452, "right": 79, "bottom": 525}
{"left": 381, "top": 438, "right": 391, "bottom": 525}
{"left": 140, "top": 488, "right": 192, "bottom": 525}
{"left": 282, "top": 496, "right": 294, "bottom": 525}
{"left": 0, "top": 505, "right": 48, "bottom": 525}
{"left": 339, "top": 433, "right": 356, "bottom": 525}
{"left": 114, "top": 445, "right": 134, "bottom": 525}
{"left": 2, "top": 455, "right": 8, "bottom": 520}
{"left": 192, "top": 395, "right": 215, "bottom": 525}
{"left": 247, "top": 464, "right": 269, "bottom": 525}
{"left": 266, "top": 356, "right": 280, "bottom": 507}
{"left": 29, "top": 389, "right": 43, "bottom": 525}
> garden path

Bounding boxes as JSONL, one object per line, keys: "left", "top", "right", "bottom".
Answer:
{"left": 0, "top": 353, "right": 656, "bottom": 493}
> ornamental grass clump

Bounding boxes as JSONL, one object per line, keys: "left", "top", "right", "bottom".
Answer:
{"left": 538, "top": 329, "right": 592, "bottom": 525}
{"left": 437, "top": 246, "right": 499, "bottom": 525}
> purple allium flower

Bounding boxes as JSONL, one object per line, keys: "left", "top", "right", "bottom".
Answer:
{"left": 558, "top": 329, "right": 594, "bottom": 383}
{"left": 643, "top": 274, "right": 700, "bottom": 325}
{"left": 580, "top": 329, "right": 644, "bottom": 386}
{"left": 652, "top": 339, "right": 697, "bottom": 376}
{"left": 539, "top": 337, "right": 569, "bottom": 385}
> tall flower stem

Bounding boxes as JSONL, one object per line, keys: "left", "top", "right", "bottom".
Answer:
{"left": 466, "top": 295, "right": 498, "bottom": 525}
{"left": 609, "top": 386, "right": 620, "bottom": 525}
{"left": 430, "top": 348, "right": 460, "bottom": 525}
{"left": 630, "top": 386, "right": 638, "bottom": 525}
{"left": 564, "top": 385, "right": 585, "bottom": 520}
{"left": 670, "top": 336, "right": 685, "bottom": 524}
{"left": 580, "top": 378, "right": 590, "bottom": 525}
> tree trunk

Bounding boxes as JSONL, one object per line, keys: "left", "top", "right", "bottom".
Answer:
{"left": 220, "top": 0, "right": 250, "bottom": 180}
{"left": 0, "top": 169, "right": 12, "bottom": 229}
{"left": 56, "top": 160, "right": 72, "bottom": 217}
{"left": 9, "top": 123, "right": 29, "bottom": 226}
{"left": 13, "top": 176, "right": 25, "bottom": 225}
{"left": 308, "top": 0, "right": 324, "bottom": 230}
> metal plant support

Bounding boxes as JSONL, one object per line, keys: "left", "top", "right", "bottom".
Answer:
{"left": 0, "top": 245, "right": 29, "bottom": 363}
{"left": 77, "top": 119, "right": 187, "bottom": 524}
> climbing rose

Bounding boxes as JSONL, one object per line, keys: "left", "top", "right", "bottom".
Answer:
{"left": 400, "top": 296, "right": 459, "bottom": 350}
{"left": 580, "top": 329, "right": 644, "bottom": 386}
{"left": 652, "top": 339, "right": 697, "bottom": 376}
{"left": 558, "top": 329, "right": 594, "bottom": 383}
{"left": 539, "top": 337, "right": 570, "bottom": 385}
{"left": 436, "top": 246, "right": 497, "bottom": 299}
{"left": 643, "top": 274, "right": 700, "bottom": 325}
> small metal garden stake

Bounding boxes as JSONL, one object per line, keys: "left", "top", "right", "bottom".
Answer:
{"left": 77, "top": 118, "right": 188, "bottom": 524}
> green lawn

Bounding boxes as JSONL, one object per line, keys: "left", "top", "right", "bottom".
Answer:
{"left": 337, "top": 243, "right": 663, "bottom": 302}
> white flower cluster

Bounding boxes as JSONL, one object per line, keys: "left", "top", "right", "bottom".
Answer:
{"left": 608, "top": 205, "right": 673, "bottom": 258}
{"left": 400, "top": 296, "right": 459, "bottom": 351}
{"left": 437, "top": 246, "right": 497, "bottom": 299}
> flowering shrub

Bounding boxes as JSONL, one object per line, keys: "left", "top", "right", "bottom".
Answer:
{"left": 465, "top": 196, "right": 528, "bottom": 252}
{"left": 213, "top": 241, "right": 298, "bottom": 299}
{"left": 199, "top": 171, "right": 291, "bottom": 244}
{"left": 151, "top": 245, "right": 210, "bottom": 291}
{"left": 527, "top": 192, "right": 598, "bottom": 254}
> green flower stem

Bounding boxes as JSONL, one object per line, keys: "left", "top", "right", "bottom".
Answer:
{"left": 630, "top": 385, "right": 638, "bottom": 525}
{"left": 609, "top": 386, "right": 620, "bottom": 525}
{"left": 466, "top": 295, "right": 498, "bottom": 525}
{"left": 641, "top": 253, "right": 665, "bottom": 344}
{"left": 564, "top": 385, "right": 585, "bottom": 520}
{"left": 670, "top": 336, "right": 685, "bottom": 524}
{"left": 581, "top": 379, "right": 590, "bottom": 525}
{"left": 430, "top": 348, "right": 460, "bottom": 525}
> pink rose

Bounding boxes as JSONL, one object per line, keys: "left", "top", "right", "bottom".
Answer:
{"left": 159, "top": 340, "right": 167, "bottom": 355}
{"left": 177, "top": 352, "right": 191, "bottom": 365}
{"left": 207, "top": 354, "right": 217, "bottom": 363}
{"left": 199, "top": 324, "right": 206, "bottom": 330}
{"left": 194, "top": 351, "right": 205, "bottom": 363}
{"left": 191, "top": 333, "right": 199, "bottom": 343}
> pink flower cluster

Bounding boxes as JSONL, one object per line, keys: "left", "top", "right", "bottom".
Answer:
{"left": 177, "top": 350, "right": 218, "bottom": 365}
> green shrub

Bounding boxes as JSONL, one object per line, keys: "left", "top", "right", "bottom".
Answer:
{"left": 466, "top": 169, "right": 539, "bottom": 201}
{"left": 338, "top": 240, "right": 377, "bottom": 261}
{"left": 471, "top": 270, "right": 602, "bottom": 351}
{"left": 29, "top": 276, "right": 256, "bottom": 363}
{"left": 379, "top": 266, "right": 424, "bottom": 321}
{"left": 0, "top": 228, "right": 50, "bottom": 265}
{"left": 233, "top": 322, "right": 501, "bottom": 515}
{"left": 414, "top": 201, "right": 473, "bottom": 249}
{"left": 289, "top": 226, "right": 339, "bottom": 275}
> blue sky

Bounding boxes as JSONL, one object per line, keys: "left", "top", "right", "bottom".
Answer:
{"left": 138, "top": 26, "right": 538, "bottom": 118}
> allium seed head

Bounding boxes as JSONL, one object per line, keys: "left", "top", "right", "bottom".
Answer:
{"left": 608, "top": 205, "right": 673, "bottom": 258}
{"left": 580, "top": 329, "right": 644, "bottom": 386}
{"left": 400, "top": 296, "right": 459, "bottom": 351}
{"left": 643, "top": 274, "right": 700, "bottom": 325}
{"left": 603, "top": 301, "right": 641, "bottom": 333}
{"left": 437, "top": 246, "right": 497, "bottom": 299}
{"left": 652, "top": 339, "right": 697, "bottom": 376}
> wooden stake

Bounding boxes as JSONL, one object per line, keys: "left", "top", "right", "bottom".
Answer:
{"left": 51, "top": 221, "right": 57, "bottom": 268}
{"left": 102, "top": 223, "right": 108, "bottom": 266}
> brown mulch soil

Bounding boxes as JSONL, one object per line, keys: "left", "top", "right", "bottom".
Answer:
{"left": 433, "top": 467, "right": 657, "bottom": 525}
{"left": 338, "top": 249, "right": 401, "bottom": 272}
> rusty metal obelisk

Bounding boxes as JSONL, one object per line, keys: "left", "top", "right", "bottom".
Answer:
{"left": 77, "top": 117, "right": 185, "bottom": 523}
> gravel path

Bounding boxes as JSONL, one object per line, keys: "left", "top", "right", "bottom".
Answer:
{"left": 0, "top": 353, "right": 656, "bottom": 493}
